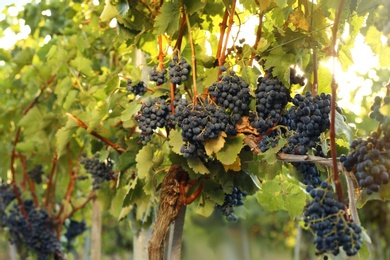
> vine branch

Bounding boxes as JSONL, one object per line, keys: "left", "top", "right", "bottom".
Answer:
{"left": 219, "top": 0, "right": 237, "bottom": 68}
{"left": 330, "top": 0, "right": 345, "bottom": 203}
{"left": 66, "top": 113, "right": 125, "bottom": 154}
{"left": 184, "top": 10, "right": 198, "bottom": 103}
{"left": 249, "top": 12, "right": 263, "bottom": 66}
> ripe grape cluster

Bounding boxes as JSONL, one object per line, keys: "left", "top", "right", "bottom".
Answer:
{"left": 28, "top": 164, "right": 44, "bottom": 184}
{"left": 79, "top": 154, "right": 113, "bottom": 190}
{"left": 208, "top": 71, "right": 251, "bottom": 123}
{"left": 65, "top": 219, "right": 86, "bottom": 250}
{"left": 176, "top": 98, "right": 236, "bottom": 158}
{"left": 149, "top": 66, "right": 167, "bottom": 86}
{"left": 169, "top": 56, "right": 190, "bottom": 85}
{"left": 340, "top": 95, "right": 390, "bottom": 194}
{"left": 0, "top": 183, "right": 17, "bottom": 226}
{"left": 135, "top": 97, "right": 175, "bottom": 142}
{"left": 216, "top": 187, "right": 247, "bottom": 221}
{"left": 281, "top": 92, "right": 337, "bottom": 187}
{"left": 126, "top": 79, "right": 147, "bottom": 96}
{"left": 251, "top": 73, "right": 290, "bottom": 134}
{"left": 285, "top": 92, "right": 334, "bottom": 148}
{"left": 290, "top": 67, "right": 305, "bottom": 86}
{"left": 4, "top": 200, "right": 61, "bottom": 260}
{"left": 304, "top": 182, "right": 362, "bottom": 256}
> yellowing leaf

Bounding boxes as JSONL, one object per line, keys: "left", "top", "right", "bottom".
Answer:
{"left": 259, "top": 0, "right": 272, "bottom": 13}
{"left": 204, "top": 132, "right": 226, "bottom": 156}
{"left": 223, "top": 156, "right": 241, "bottom": 172}
{"left": 289, "top": 9, "right": 309, "bottom": 31}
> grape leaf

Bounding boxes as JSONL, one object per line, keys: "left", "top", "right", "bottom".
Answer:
{"left": 136, "top": 144, "right": 154, "bottom": 180}
{"left": 169, "top": 129, "right": 184, "bottom": 155}
{"left": 100, "top": 0, "right": 119, "bottom": 22}
{"left": 117, "top": 150, "right": 137, "bottom": 171}
{"left": 70, "top": 54, "right": 94, "bottom": 77}
{"left": 258, "top": 138, "right": 287, "bottom": 165}
{"left": 334, "top": 111, "right": 353, "bottom": 145}
{"left": 256, "top": 175, "right": 306, "bottom": 218}
{"left": 187, "top": 157, "right": 210, "bottom": 175}
{"left": 154, "top": 1, "right": 180, "bottom": 36}
{"left": 222, "top": 156, "right": 241, "bottom": 172}
{"left": 216, "top": 134, "right": 245, "bottom": 165}
{"left": 357, "top": 182, "right": 390, "bottom": 208}
{"left": 274, "top": 0, "right": 287, "bottom": 7}
{"left": 203, "top": 131, "right": 226, "bottom": 156}
{"left": 196, "top": 196, "right": 215, "bottom": 217}
{"left": 56, "top": 119, "right": 78, "bottom": 156}
{"left": 121, "top": 102, "right": 142, "bottom": 122}
{"left": 13, "top": 48, "right": 34, "bottom": 66}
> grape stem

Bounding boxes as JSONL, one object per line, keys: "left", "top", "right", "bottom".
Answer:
{"left": 342, "top": 167, "right": 361, "bottom": 225}
{"left": 216, "top": 10, "right": 229, "bottom": 68}
{"left": 219, "top": 0, "right": 237, "bottom": 68}
{"left": 45, "top": 153, "right": 58, "bottom": 212}
{"left": 10, "top": 73, "right": 57, "bottom": 221}
{"left": 66, "top": 112, "right": 126, "bottom": 154}
{"left": 330, "top": 0, "right": 345, "bottom": 203}
{"left": 312, "top": 49, "right": 318, "bottom": 96}
{"left": 19, "top": 155, "right": 39, "bottom": 208}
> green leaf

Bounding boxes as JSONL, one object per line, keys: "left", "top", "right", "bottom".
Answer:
{"left": 334, "top": 111, "right": 353, "bottom": 145}
{"left": 122, "top": 177, "right": 139, "bottom": 208}
{"left": 136, "top": 144, "right": 154, "bottom": 180}
{"left": 187, "top": 157, "right": 210, "bottom": 175}
{"left": 121, "top": 102, "right": 142, "bottom": 122}
{"left": 274, "top": 0, "right": 287, "bottom": 8}
{"left": 69, "top": 53, "right": 94, "bottom": 77}
{"left": 117, "top": 150, "right": 137, "bottom": 171}
{"left": 256, "top": 175, "right": 306, "bottom": 218}
{"left": 216, "top": 134, "right": 245, "bottom": 165}
{"left": 55, "top": 119, "right": 78, "bottom": 156}
{"left": 258, "top": 137, "right": 287, "bottom": 165}
{"left": 168, "top": 129, "right": 183, "bottom": 155}
{"left": 154, "top": 1, "right": 180, "bottom": 35}
{"left": 357, "top": 182, "right": 390, "bottom": 208}
{"left": 13, "top": 48, "right": 34, "bottom": 66}
{"left": 100, "top": 0, "right": 119, "bottom": 22}
{"left": 196, "top": 196, "right": 216, "bottom": 217}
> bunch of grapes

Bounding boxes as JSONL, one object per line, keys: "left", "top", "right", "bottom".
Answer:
{"left": 149, "top": 66, "right": 167, "bottom": 86}
{"left": 216, "top": 187, "right": 247, "bottom": 221}
{"left": 304, "top": 182, "right": 363, "bottom": 256}
{"left": 290, "top": 67, "right": 305, "bottom": 86}
{"left": 169, "top": 56, "right": 190, "bottom": 85}
{"left": 285, "top": 92, "right": 335, "bottom": 148}
{"left": 79, "top": 154, "right": 114, "bottom": 190}
{"left": 4, "top": 200, "right": 61, "bottom": 260}
{"left": 176, "top": 98, "right": 236, "bottom": 158}
{"left": 28, "top": 164, "right": 44, "bottom": 184}
{"left": 208, "top": 70, "right": 251, "bottom": 123}
{"left": 126, "top": 79, "right": 147, "bottom": 96}
{"left": 340, "top": 95, "right": 390, "bottom": 194}
{"left": 135, "top": 97, "right": 175, "bottom": 142}
{"left": 251, "top": 72, "right": 291, "bottom": 134}
{"left": 0, "top": 183, "right": 17, "bottom": 227}
{"left": 65, "top": 219, "right": 86, "bottom": 250}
